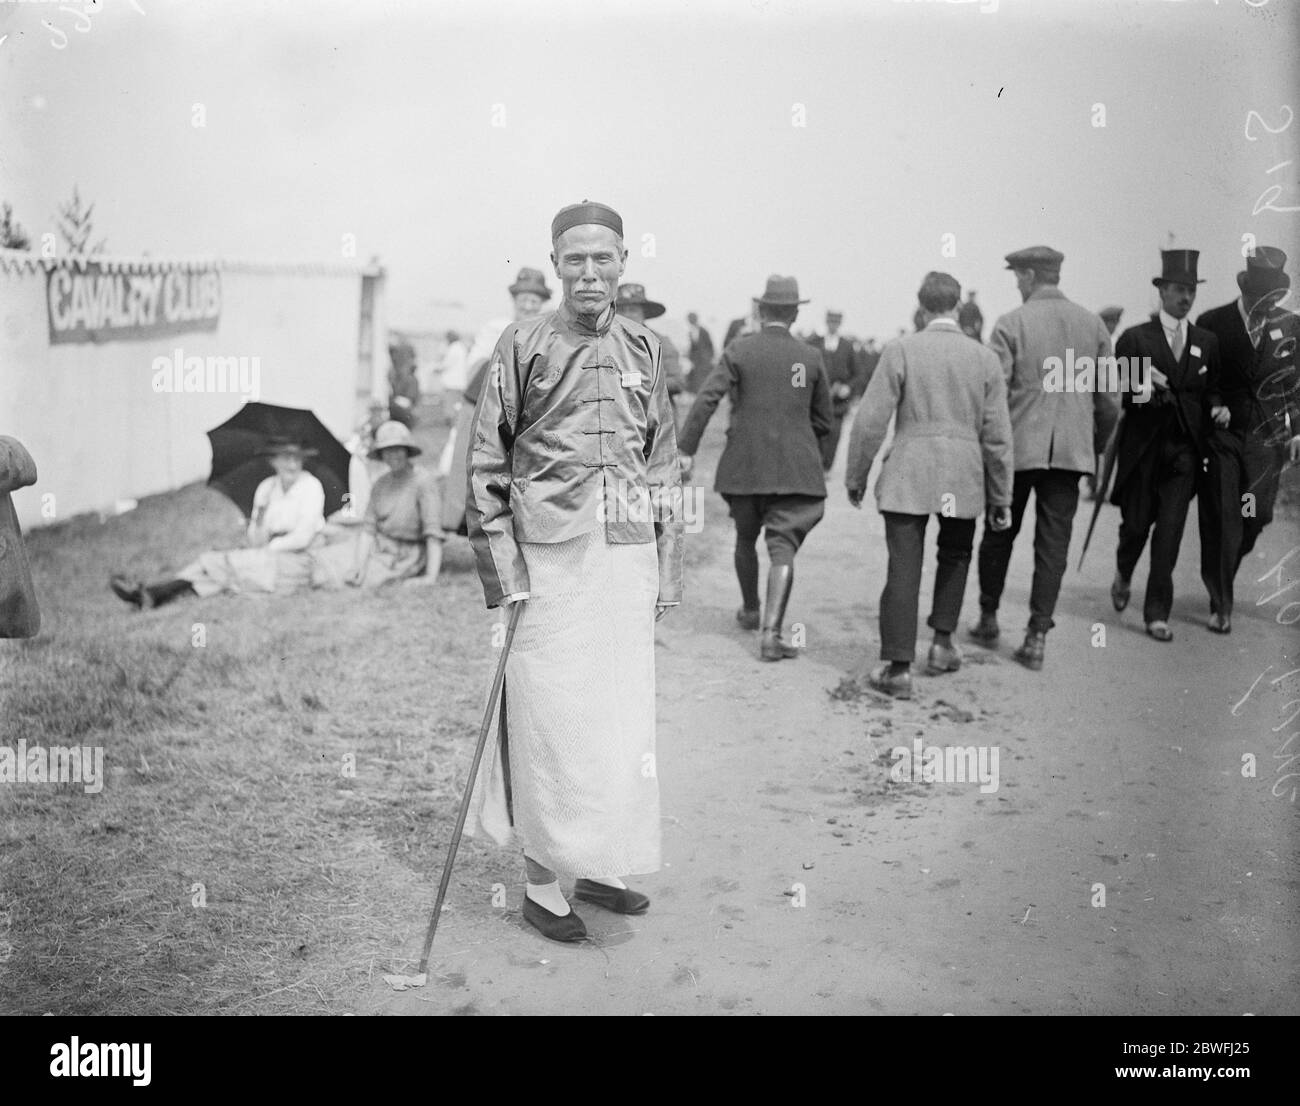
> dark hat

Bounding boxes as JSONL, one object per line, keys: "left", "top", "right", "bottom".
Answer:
{"left": 0, "top": 436, "right": 37, "bottom": 497}
{"left": 615, "top": 283, "right": 665, "bottom": 320}
{"left": 1237, "top": 246, "right": 1290, "bottom": 294}
{"left": 258, "top": 437, "right": 318, "bottom": 459}
{"left": 1152, "top": 249, "right": 1205, "bottom": 287}
{"left": 1098, "top": 305, "right": 1124, "bottom": 321}
{"left": 757, "top": 275, "right": 809, "bottom": 306}
{"left": 825, "top": 308, "right": 844, "bottom": 319}
{"left": 1004, "top": 246, "right": 1064, "bottom": 274}
{"left": 508, "top": 267, "right": 552, "bottom": 300}
{"left": 551, "top": 200, "right": 624, "bottom": 241}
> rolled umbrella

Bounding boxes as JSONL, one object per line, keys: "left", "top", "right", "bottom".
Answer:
{"left": 206, "top": 402, "right": 352, "bottom": 518}
{"left": 1078, "top": 413, "right": 1124, "bottom": 572}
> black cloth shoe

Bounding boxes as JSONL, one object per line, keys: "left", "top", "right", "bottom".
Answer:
{"left": 736, "top": 607, "right": 760, "bottom": 631}
{"left": 967, "top": 611, "right": 999, "bottom": 645}
{"left": 1206, "top": 613, "right": 1231, "bottom": 634}
{"left": 109, "top": 575, "right": 145, "bottom": 609}
{"left": 522, "top": 894, "right": 587, "bottom": 942}
{"left": 573, "top": 879, "right": 650, "bottom": 915}
{"left": 1111, "top": 572, "right": 1131, "bottom": 612}
{"left": 1013, "top": 630, "right": 1046, "bottom": 671}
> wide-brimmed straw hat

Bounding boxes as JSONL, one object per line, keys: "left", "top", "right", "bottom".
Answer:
{"left": 258, "top": 437, "right": 318, "bottom": 459}
{"left": 368, "top": 420, "right": 422, "bottom": 458}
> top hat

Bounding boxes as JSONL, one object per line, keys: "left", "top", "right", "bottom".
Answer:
{"left": 1152, "top": 249, "right": 1205, "bottom": 287}
{"left": 757, "top": 275, "right": 809, "bottom": 306}
{"left": 508, "top": 267, "right": 553, "bottom": 300}
{"left": 369, "top": 420, "right": 422, "bottom": 458}
{"left": 258, "top": 437, "right": 318, "bottom": 459}
{"left": 615, "top": 283, "right": 666, "bottom": 319}
{"left": 1237, "top": 246, "right": 1290, "bottom": 294}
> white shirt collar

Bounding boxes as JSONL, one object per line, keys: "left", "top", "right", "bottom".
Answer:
{"left": 926, "top": 317, "right": 961, "bottom": 329}
{"left": 1158, "top": 309, "right": 1186, "bottom": 336}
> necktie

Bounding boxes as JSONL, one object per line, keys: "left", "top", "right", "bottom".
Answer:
{"left": 1247, "top": 310, "right": 1268, "bottom": 350}
{"left": 1170, "top": 325, "right": 1184, "bottom": 361}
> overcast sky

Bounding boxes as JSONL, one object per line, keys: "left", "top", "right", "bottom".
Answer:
{"left": 3, "top": 0, "right": 1298, "bottom": 343}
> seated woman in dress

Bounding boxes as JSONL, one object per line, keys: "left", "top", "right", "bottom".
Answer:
{"left": 109, "top": 438, "right": 326, "bottom": 608}
{"left": 312, "top": 421, "right": 443, "bottom": 588}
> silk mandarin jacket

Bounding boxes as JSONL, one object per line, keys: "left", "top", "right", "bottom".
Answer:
{"left": 466, "top": 303, "right": 685, "bottom": 609}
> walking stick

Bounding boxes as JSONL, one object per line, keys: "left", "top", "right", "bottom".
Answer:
{"left": 1078, "top": 414, "right": 1124, "bottom": 572}
{"left": 411, "top": 600, "right": 523, "bottom": 981}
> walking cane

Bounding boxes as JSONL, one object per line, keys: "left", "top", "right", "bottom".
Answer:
{"left": 388, "top": 600, "right": 523, "bottom": 989}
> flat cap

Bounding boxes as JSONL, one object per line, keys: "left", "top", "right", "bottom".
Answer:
{"left": 1004, "top": 245, "right": 1064, "bottom": 273}
{"left": 551, "top": 200, "right": 623, "bottom": 241}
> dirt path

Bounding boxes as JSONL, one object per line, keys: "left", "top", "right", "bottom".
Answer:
{"left": 378, "top": 423, "right": 1300, "bottom": 1016}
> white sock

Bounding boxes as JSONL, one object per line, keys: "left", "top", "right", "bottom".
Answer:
{"left": 586, "top": 876, "right": 627, "bottom": 889}
{"left": 525, "top": 880, "right": 571, "bottom": 915}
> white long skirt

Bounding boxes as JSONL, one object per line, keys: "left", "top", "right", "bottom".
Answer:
{"left": 465, "top": 530, "right": 661, "bottom": 878}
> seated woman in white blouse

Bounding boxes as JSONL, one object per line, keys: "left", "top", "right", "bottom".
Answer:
{"left": 109, "top": 439, "right": 326, "bottom": 608}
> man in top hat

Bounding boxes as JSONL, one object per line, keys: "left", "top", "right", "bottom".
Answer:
{"left": 970, "top": 246, "right": 1119, "bottom": 669}
{"left": 1099, "top": 306, "right": 1124, "bottom": 337}
{"left": 808, "top": 309, "right": 859, "bottom": 471}
{"left": 464, "top": 200, "right": 684, "bottom": 944}
{"left": 958, "top": 289, "right": 984, "bottom": 342}
{"left": 677, "top": 275, "right": 832, "bottom": 661}
{"left": 440, "top": 267, "right": 553, "bottom": 535}
{"left": 1108, "top": 250, "right": 1222, "bottom": 641}
{"left": 615, "top": 283, "right": 686, "bottom": 410}
{"left": 1195, "top": 245, "right": 1300, "bottom": 633}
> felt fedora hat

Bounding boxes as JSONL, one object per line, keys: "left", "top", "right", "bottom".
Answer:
{"left": 1152, "top": 249, "right": 1205, "bottom": 287}
{"left": 368, "top": 420, "right": 422, "bottom": 458}
{"left": 508, "top": 267, "right": 553, "bottom": 300}
{"left": 615, "top": 283, "right": 666, "bottom": 319}
{"left": 757, "top": 275, "right": 809, "bottom": 306}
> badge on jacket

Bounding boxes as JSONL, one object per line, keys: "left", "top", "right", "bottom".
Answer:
{"left": 621, "top": 370, "right": 642, "bottom": 389}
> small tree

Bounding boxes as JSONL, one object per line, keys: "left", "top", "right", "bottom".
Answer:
{"left": 0, "top": 202, "right": 30, "bottom": 250}
{"left": 55, "top": 186, "right": 107, "bottom": 256}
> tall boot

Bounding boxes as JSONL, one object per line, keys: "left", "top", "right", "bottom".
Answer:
{"left": 759, "top": 563, "right": 798, "bottom": 661}
{"left": 144, "top": 579, "right": 196, "bottom": 608}
{"left": 735, "top": 543, "right": 760, "bottom": 630}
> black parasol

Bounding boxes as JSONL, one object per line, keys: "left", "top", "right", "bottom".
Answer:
{"left": 206, "top": 402, "right": 351, "bottom": 518}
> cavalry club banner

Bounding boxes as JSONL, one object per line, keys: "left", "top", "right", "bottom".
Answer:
{"left": 46, "top": 261, "right": 222, "bottom": 345}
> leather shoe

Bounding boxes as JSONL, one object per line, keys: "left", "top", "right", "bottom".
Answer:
{"left": 967, "top": 611, "right": 999, "bottom": 645}
{"left": 1146, "top": 621, "right": 1173, "bottom": 642}
{"left": 522, "top": 894, "right": 588, "bottom": 942}
{"left": 1111, "top": 572, "right": 1130, "bottom": 612}
{"left": 926, "top": 641, "right": 962, "bottom": 674}
{"left": 1013, "top": 631, "right": 1046, "bottom": 671}
{"left": 736, "top": 607, "right": 760, "bottom": 631}
{"left": 1206, "top": 612, "right": 1231, "bottom": 634}
{"left": 109, "top": 575, "right": 145, "bottom": 609}
{"left": 573, "top": 879, "right": 650, "bottom": 915}
{"left": 867, "top": 662, "right": 913, "bottom": 700}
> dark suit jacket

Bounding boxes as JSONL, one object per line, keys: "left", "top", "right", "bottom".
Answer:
{"left": 677, "top": 323, "right": 832, "bottom": 497}
{"left": 1197, "top": 301, "right": 1300, "bottom": 445}
{"left": 1110, "top": 319, "right": 1220, "bottom": 499}
{"left": 808, "top": 334, "right": 858, "bottom": 416}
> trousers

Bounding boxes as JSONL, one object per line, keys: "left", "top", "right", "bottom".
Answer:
{"left": 977, "top": 468, "right": 1082, "bottom": 634}
{"left": 879, "top": 512, "right": 977, "bottom": 661}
